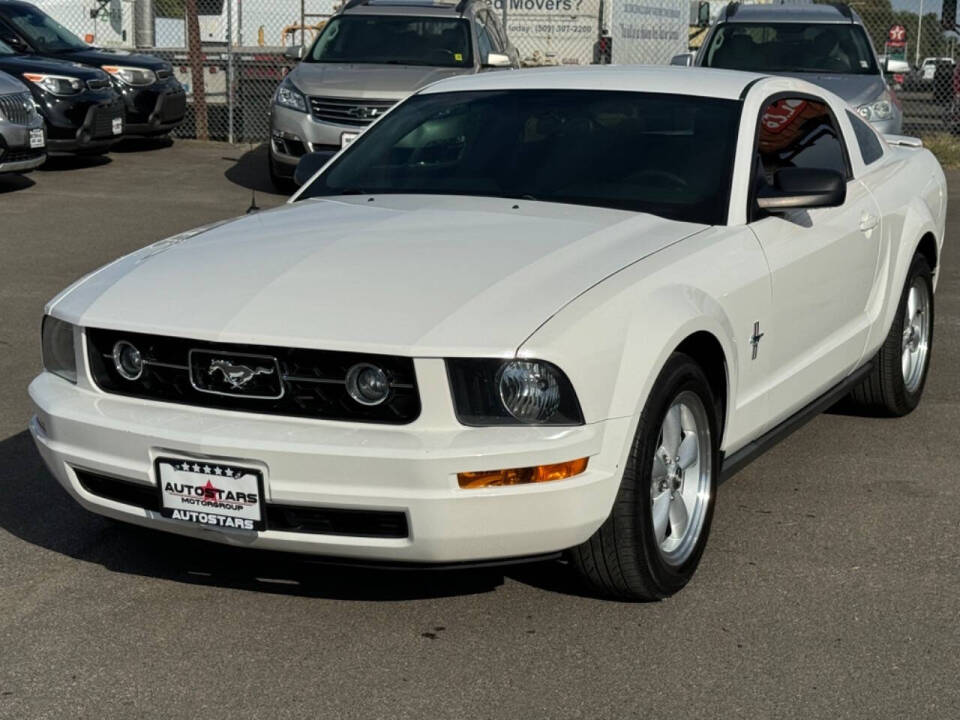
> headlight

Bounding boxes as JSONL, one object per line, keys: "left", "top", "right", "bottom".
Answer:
{"left": 102, "top": 65, "right": 156, "bottom": 86}
{"left": 446, "top": 359, "right": 584, "bottom": 426}
{"left": 23, "top": 73, "right": 83, "bottom": 96}
{"left": 275, "top": 78, "right": 308, "bottom": 113}
{"left": 858, "top": 95, "right": 894, "bottom": 122}
{"left": 41, "top": 316, "right": 77, "bottom": 384}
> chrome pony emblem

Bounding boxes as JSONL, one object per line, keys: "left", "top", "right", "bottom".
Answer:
{"left": 208, "top": 359, "right": 275, "bottom": 390}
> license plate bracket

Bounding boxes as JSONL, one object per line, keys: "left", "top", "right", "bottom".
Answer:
{"left": 156, "top": 457, "right": 265, "bottom": 532}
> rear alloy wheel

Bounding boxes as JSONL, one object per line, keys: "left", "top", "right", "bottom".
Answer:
{"left": 849, "top": 254, "right": 934, "bottom": 416}
{"left": 571, "top": 353, "right": 719, "bottom": 600}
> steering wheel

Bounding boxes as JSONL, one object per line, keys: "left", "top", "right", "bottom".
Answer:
{"left": 631, "top": 169, "right": 689, "bottom": 189}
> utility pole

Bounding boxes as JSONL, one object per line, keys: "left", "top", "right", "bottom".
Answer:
{"left": 185, "top": 0, "right": 208, "bottom": 141}
{"left": 916, "top": 0, "right": 924, "bottom": 66}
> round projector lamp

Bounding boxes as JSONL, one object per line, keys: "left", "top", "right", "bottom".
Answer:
{"left": 112, "top": 340, "right": 143, "bottom": 381}
{"left": 345, "top": 363, "right": 390, "bottom": 406}
{"left": 498, "top": 360, "right": 561, "bottom": 423}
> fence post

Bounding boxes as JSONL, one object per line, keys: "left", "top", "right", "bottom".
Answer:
{"left": 185, "top": 0, "right": 208, "bottom": 141}
{"left": 227, "top": 0, "right": 235, "bottom": 144}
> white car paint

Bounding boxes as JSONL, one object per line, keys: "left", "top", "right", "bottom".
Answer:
{"left": 30, "top": 66, "right": 946, "bottom": 563}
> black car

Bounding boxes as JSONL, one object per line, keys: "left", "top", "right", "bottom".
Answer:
{"left": 0, "top": 0, "right": 185, "bottom": 137}
{"left": 0, "top": 37, "right": 123, "bottom": 153}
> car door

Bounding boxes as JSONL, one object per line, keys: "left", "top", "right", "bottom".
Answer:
{"left": 747, "top": 94, "right": 882, "bottom": 425}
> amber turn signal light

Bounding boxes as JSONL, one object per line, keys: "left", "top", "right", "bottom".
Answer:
{"left": 458, "top": 457, "right": 588, "bottom": 489}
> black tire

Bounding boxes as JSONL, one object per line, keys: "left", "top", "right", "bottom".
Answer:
{"left": 848, "top": 254, "right": 934, "bottom": 416}
{"left": 570, "top": 352, "right": 720, "bottom": 601}
{"left": 268, "top": 150, "right": 295, "bottom": 194}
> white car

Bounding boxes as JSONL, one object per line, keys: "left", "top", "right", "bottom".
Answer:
{"left": 30, "top": 66, "right": 945, "bottom": 600}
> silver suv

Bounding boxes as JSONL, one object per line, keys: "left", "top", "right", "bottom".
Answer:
{"left": 0, "top": 69, "right": 44, "bottom": 175}
{"left": 676, "top": 2, "right": 902, "bottom": 134}
{"left": 268, "top": 0, "right": 518, "bottom": 187}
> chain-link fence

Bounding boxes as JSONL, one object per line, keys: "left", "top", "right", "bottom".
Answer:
{"left": 28, "top": 0, "right": 960, "bottom": 143}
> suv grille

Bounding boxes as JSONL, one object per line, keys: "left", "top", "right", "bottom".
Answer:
{"left": 309, "top": 96, "right": 396, "bottom": 127}
{"left": 86, "top": 328, "right": 421, "bottom": 424}
{"left": 87, "top": 78, "right": 111, "bottom": 91}
{"left": 0, "top": 92, "right": 36, "bottom": 126}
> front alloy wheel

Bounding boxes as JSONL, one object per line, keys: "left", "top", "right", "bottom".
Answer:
{"left": 571, "top": 353, "right": 719, "bottom": 601}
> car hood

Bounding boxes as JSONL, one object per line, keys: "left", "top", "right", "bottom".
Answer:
{"left": 49, "top": 195, "right": 706, "bottom": 356}
{"left": 0, "top": 53, "right": 111, "bottom": 80}
{"left": 50, "top": 47, "right": 171, "bottom": 73}
{"left": 289, "top": 63, "right": 470, "bottom": 99}
{"left": 770, "top": 71, "right": 887, "bottom": 106}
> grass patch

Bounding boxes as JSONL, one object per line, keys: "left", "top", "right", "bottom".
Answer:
{"left": 920, "top": 133, "right": 960, "bottom": 168}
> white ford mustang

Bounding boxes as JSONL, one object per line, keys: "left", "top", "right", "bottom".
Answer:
{"left": 30, "top": 67, "right": 945, "bottom": 600}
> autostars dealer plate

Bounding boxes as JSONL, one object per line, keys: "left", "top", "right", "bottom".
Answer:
{"left": 156, "top": 458, "right": 264, "bottom": 531}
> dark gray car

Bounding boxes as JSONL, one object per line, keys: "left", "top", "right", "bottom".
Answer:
{"left": 0, "top": 68, "right": 44, "bottom": 174}
{"left": 268, "top": 0, "right": 518, "bottom": 187}
{"left": 675, "top": 2, "right": 902, "bottom": 134}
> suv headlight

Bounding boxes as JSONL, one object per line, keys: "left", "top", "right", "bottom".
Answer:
{"left": 858, "top": 92, "right": 895, "bottom": 122}
{"left": 41, "top": 316, "right": 77, "bottom": 384}
{"left": 23, "top": 73, "right": 83, "bottom": 96}
{"left": 447, "top": 359, "right": 584, "bottom": 426}
{"left": 102, "top": 65, "right": 157, "bottom": 86}
{"left": 275, "top": 78, "right": 308, "bottom": 113}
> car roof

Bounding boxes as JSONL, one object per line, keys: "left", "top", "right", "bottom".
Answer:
{"left": 720, "top": 2, "right": 861, "bottom": 25}
{"left": 340, "top": 0, "right": 485, "bottom": 17}
{"left": 421, "top": 65, "right": 764, "bottom": 99}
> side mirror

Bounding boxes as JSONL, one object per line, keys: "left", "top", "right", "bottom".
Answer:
{"left": 484, "top": 53, "right": 512, "bottom": 68}
{"left": 294, "top": 150, "right": 337, "bottom": 187}
{"left": 697, "top": 1, "right": 711, "bottom": 27}
{"left": 284, "top": 45, "right": 305, "bottom": 61}
{"left": 757, "top": 167, "right": 846, "bottom": 211}
{"left": 670, "top": 53, "right": 694, "bottom": 67}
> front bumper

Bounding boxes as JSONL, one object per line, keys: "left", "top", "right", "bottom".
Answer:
{"left": 269, "top": 104, "right": 366, "bottom": 171}
{"left": 39, "top": 93, "right": 126, "bottom": 153}
{"left": 117, "top": 79, "right": 186, "bottom": 135}
{"left": 29, "top": 367, "right": 629, "bottom": 564}
{"left": 0, "top": 119, "right": 46, "bottom": 172}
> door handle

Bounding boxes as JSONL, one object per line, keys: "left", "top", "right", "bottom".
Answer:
{"left": 859, "top": 212, "right": 879, "bottom": 232}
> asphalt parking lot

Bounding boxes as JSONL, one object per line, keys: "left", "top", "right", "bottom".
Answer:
{"left": 1, "top": 141, "right": 959, "bottom": 719}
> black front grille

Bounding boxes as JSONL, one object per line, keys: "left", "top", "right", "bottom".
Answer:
{"left": 156, "top": 69, "right": 172, "bottom": 80}
{"left": 0, "top": 148, "right": 43, "bottom": 164}
{"left": 86, "top": 328, "right": 421, "bottom": 424}
{"left": 76, "top": 469, "right": 409, "bottom": 538}
{"left": 77, "top": 469, "right": 161, "bottom": 511}
{"left": 309, "top": 96, "right": 396, "bottom": 127}
{"left": 91, "top": 105, "right": 123, "bottom": 138}
{"left": 0, "top": 91, "right": 36, "bottom": 126}
{"left": 86, "top": 78, "right": 111, "bottom": 91}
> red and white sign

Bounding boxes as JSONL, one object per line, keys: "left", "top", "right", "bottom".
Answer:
{"left": 761, "top": 99, "right": 808, "bottom": 134}
{"left": 888, "top": 24, "right": 907, "bottom": 45}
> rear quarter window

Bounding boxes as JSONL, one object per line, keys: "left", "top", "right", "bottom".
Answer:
{"left": 846, "top": 110, "right": 884, "bottom": 165}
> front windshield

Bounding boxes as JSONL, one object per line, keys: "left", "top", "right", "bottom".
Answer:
{"left": 4, "top": 4, "right": 88, "bottom": 52}
{"left": 307, "top": 15, "right": 473, "bottom": 68}
{"left": 703, "top": 22, "right": 879, "bottom": 75}
{"left": 298, "top": 90, "right": 742, "bottom": 225}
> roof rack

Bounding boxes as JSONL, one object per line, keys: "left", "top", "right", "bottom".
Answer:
{"left": 833, "top": 2, "right": 854, "bottom": 20}
{"left": 725, "top": 2, "right": 739, "bottom": 19}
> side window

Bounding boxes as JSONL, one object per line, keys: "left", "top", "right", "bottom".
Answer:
{"left": 755, "top": 96, "right": 849, "bottom": 183}
{"left": 846, "top": 110, "right": 884, "bottom": 165}
{"left": 475, "top": 12, "right": 496, "bottom": 58}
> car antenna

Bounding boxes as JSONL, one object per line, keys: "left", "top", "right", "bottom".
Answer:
{"left": 247, "top": 142, "right": 260, "bottom": 214}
